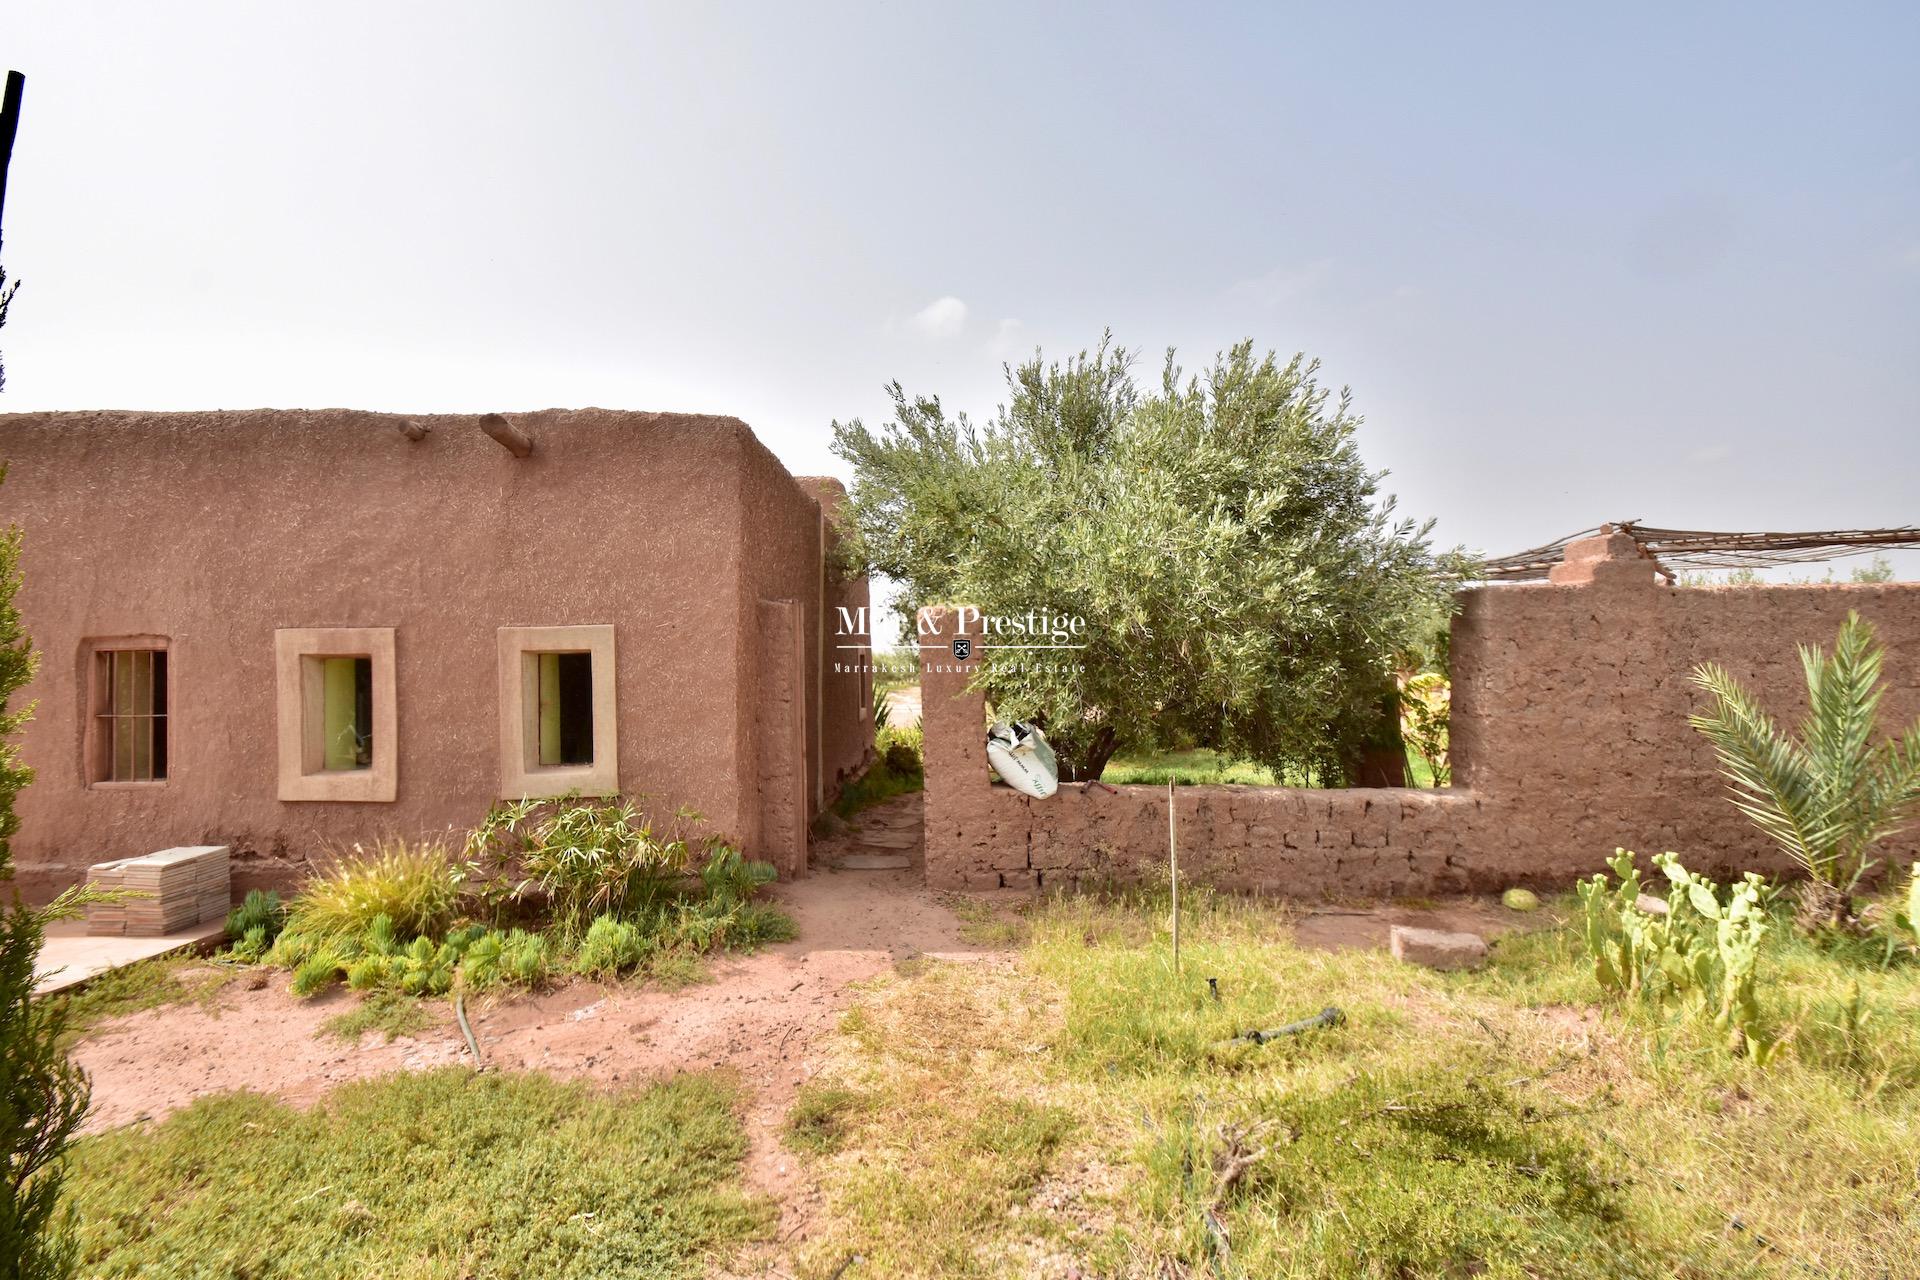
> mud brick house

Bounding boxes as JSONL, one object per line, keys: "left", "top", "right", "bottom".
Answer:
{"left": 0, "top": 408, "right": 871, "bottom": 895}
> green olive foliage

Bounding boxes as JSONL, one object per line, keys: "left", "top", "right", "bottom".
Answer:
{"left": 831, "top": 336, "right": 1464, "bottom": 780}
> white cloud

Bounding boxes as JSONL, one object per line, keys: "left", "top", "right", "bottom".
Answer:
{"left": 908, "top": 295, "right": 969, "bottom": 338}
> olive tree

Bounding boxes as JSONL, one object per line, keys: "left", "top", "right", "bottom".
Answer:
{"left": 831, "top": 336, "right": 1463, "bottom": 782}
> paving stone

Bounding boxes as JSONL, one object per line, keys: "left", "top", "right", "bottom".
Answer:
{"left": 1389, "top": 924, "right": 1488, "bottom": 971}
{"left": 834, "top": 854, "right": 913, "bottom": 871}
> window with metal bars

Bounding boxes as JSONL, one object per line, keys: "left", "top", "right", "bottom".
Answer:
{"left": 95, "top": 648, "right": 168, "bottom": 782}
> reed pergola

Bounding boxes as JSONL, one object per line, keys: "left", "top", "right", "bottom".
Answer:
{"left": 1476, "top": 522, "right": 1920, "bottom": 583}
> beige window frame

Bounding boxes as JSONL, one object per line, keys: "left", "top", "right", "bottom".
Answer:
{"left": 82, "top": 635, "right": 171, "bottom": 788}
{"left": 274, "top": 627, "right": 398, "bottom": 802}
{"left": 496, "top": 625, "right": 618, "bottom": 799}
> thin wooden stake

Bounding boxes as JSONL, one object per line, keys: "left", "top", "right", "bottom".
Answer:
{"left": 1169, "top": 777, "right": 1180, "bottom": 976}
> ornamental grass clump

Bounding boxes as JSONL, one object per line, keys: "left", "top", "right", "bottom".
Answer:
{"left": 1690, "top": 611, "right": 1920, "bottom": 932}
{"left": 283, "top": 837, "right": 466, "bottom": 943}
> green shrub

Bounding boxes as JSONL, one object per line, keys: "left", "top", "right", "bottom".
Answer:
{"left": 459, "top": 930, "right": 506, "bottom": 989}
{"left": 264, "top": 927, "right": 322, "bottom": 969}
{"left": 225, "top": 889, "right": 286, "bottom": 951}
{"left": 466, "top": 796, "right": 691, "bottom": 941}
{"left": 344, "top": 954, "right": 397, "bottom": 992}
{"left": 699, "top": 845, "right": 776, "bottom": 906}
{"left": 230, "top": 924, "right": 271, "bottom": 964}
{"left": 498, "top": 929, "right": 550, "bottom": 986}
{"left": 1575, "top": 849, "right": 1778, "bottom": 1061}
{"left": 290, "top": 949, "right": 345, "bottom": 998}
{"left": 880, "top": 721, "right": 923, "bottom": 775}
{"left": 361, "top": 913, "right": 400, "bottom": 957}
{"left": 726, "top": 900, "right": 798, "bottom": 948}
{"left": 287, "top": 838, "right": 465, "bottom": 942}
{"left": 397, "top": 936, "right": 456, "bottom": 996}
{"left": 835, "top": 723, "right": 924, "bottom": 818}
{"left": 575, "top": 914, "right": 647, "bottom": 979}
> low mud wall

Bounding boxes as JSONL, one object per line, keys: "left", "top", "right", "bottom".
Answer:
{"left": 921, "top": 533, "right": 1920, "bottom": 896}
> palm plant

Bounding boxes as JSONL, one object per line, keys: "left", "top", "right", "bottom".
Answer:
{"left": 1690, "top": 611, "right": 1920, "bottom": 929}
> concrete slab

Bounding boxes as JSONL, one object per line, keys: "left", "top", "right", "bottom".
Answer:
{"left": 32, "top": 919, "right": 229, "bottom": 996}
{"left": 834, "top": 853, "right": 913, "bottom": 871}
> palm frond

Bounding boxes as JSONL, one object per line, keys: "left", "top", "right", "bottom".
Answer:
{"left": 1689, "top": 663, "right": 1824, "bottom": 873}
{"left": 1692, "top": 615, "right": 1920, "bottom": 903}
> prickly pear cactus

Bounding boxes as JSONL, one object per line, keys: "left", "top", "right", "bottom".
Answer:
{"left": 1581, "top": 850, "right": 1778, "bottom": 1062}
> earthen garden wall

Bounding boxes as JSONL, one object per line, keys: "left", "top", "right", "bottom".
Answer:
{"left": 922, "top": 533, "right": 1920, "bottom": 895}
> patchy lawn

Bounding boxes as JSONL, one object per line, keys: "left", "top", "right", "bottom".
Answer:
{"left": 66, "top": 1069, "right": 771, "bottom": 1280}
{"left": 53, "top": 956, "right": 234, "bottom": 1047}
{"left": 786, "top": 887, "right": 1920, "bottom": 1278}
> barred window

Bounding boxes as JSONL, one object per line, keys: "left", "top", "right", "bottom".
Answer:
{"left": 95, "top": 649, "right": 169, "bottom": 782}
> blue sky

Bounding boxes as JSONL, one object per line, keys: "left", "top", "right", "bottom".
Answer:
{"left": 2, "top": 2, "right": 1916, "bottom": 598}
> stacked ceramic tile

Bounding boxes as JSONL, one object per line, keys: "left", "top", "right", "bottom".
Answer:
{"left": 188, "top": 846, "right": 232, "bottom": 925}
{"left": 85, "top": 845, "right": 231, "bottom": 937}
{"left": 84, "top": 857, "right": 132, "bottom": 936}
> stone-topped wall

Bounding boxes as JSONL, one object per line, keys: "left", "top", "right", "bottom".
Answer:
{"left": 921, "top": 534, "right": 1920, "bottom": 895}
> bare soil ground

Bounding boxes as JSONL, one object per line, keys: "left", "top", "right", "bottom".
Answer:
{"left": 71, "top": 863, "right": 989, "bottom": 1240}
{"left": 67, "top": 790, "right": 1545, "bottom": 1257}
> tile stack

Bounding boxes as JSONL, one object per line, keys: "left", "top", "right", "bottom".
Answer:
{"left": 84, "top": 845, "right": 231, "bottom": 938}
{"left": 83, "top": 858, "right": 130, "bottom": 936}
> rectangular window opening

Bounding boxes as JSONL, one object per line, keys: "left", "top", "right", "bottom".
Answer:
{"left": 537, "top": 651, "right": 595, "bottom": 766}
{"left": 96, "top": 649, "right": 168, "bottom": 782}
{"left": 319, "top": 655, "right": 374, "bottom": 772}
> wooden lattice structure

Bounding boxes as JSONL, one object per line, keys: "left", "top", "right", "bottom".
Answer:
{"left": 1477, "top": 522, "right": 1920, "bottom": 583}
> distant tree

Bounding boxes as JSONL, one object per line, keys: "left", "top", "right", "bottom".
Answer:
{"left": 831, "top": 336, "right": 1464, "bottom": 782}
{"left": 1850, "top": 555, "right": 1896, "bottom": 584}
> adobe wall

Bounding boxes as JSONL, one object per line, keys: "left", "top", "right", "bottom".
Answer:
{"left": 922, "top": 536, "right": 1920, "bottom": 896}
{"left": 796, "top": 477, "right": 875, "bottom": 797}
{"left": 0, "top": 408, "right": 861, "bottom": 896}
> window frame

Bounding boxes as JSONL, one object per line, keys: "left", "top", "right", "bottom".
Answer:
{"left": 81, "top": 635, "right": 171, "bottom": 789}
{"left": 274, "top": 627, "right": 398, "bottom": 802}
{"left": 496, "top": 625, "right": 618, "bottom": 799}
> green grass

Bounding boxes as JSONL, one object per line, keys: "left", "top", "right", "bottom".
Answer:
{"left": 787, "top": 885, "right": 1920, "bottom": 1278}
{"left": 1103, "top": 748, "right": 1286, "bottom": 787}
{"left": 834, "top": 725, "right": 925, "bottom": 819}
{"left": 1103, "top": 746, "right": 1439, "bottom": 788}
{"left": 948, "top": 896, "right": 1029, "bottom": 947}
{"left": 67, "top": 1069, "right": 772, "bottom": 1280}
{"left": 54, "top": 956, "right": 232, "bottom": 1046}
{"left": 782, "top": 1083, "right": 872, "bottom": 1156}
{"left": 319, "top": 989, "right": 434, "bottom": 1043}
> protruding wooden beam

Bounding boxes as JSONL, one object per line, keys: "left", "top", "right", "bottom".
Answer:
{"left": 479, "top": 412, "right": 533, "bottom": 458}
{"left": 397, "top": 419, "right": 430, "bottom": 442}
